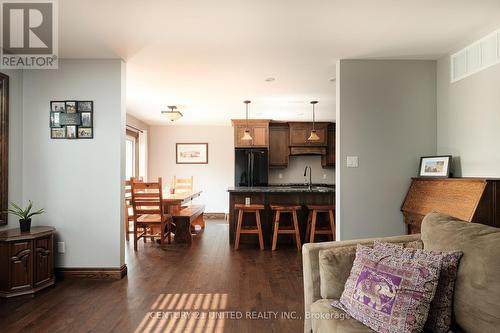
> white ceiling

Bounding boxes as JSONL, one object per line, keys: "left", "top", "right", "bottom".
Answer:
{"left": 58, "top": 0, "right": 500, "bottom": 125}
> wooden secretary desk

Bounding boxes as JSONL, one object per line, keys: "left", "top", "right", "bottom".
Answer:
{"left": 401, "top": 178, "right": 500, "bottom": 234}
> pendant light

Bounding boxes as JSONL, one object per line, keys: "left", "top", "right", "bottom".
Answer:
{"left": 241, "top": 100, "right": 253, "bottom": 141}
{"left": 161, "top": 105, "right": 183, "bottom": 121}
{"left": 308, "top": 101, "right": 320, "bottom": 141}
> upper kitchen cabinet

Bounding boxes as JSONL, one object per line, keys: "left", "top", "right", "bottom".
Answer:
{"left": 289, "top": 122, "right": 329, "bottom": 146}
{"left": 321, "top": 123, "right": 335, "bottom": 168}
{"left": 232, "top": 120, "right": 270, "bottom": 147}
{"left": 269, "top": 123, "right": 289, "bottom": 168}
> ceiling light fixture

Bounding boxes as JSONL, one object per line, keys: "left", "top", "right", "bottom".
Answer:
{"left": 161, "top": 105, "right": 183, "bottom": 121}
{"left": 241, "top": 100, "right": 253, "bottom": 141}
{"left": 308, "top": 101, "right": 320, "bottom": 141}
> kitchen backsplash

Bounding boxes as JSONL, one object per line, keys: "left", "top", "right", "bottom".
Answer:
{"left": 268, "top": 155, "right": 335, "bottom": 184}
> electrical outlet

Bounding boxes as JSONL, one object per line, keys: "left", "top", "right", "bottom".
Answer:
{"left": 323, "top": 174, "right": 327, "bottom": 179}
{"left": 57, "top": 242, "right": 65, "bottom": 254}
{"left": 278, "top": 173, "right": 283, "bottom": 179}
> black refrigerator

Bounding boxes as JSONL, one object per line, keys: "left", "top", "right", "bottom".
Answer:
{"left": 235, "top": 148, "right": 268, "bottom": 187}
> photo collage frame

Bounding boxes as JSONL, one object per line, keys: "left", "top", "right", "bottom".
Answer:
{"left": 50, "top": 101, "right": 94, "bottom": 139}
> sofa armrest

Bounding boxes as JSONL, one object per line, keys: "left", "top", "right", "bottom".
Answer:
{"left": 302, "top": 233, "right": 421, "bottom": 333}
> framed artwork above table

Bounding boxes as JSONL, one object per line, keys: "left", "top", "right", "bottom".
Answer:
{"left": 176, "top": 143, "right": 208, "bottom": 164}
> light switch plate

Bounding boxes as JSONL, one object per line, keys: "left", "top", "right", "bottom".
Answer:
{"left": 346, "top": 156, "right": 359, "bottom": 168}
{"left": 57, "top": 241, "right": 65, "bottom": 254}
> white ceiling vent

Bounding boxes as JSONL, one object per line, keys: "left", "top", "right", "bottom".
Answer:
{"left": 451, "top": 29, "right": 500, "bottom": 83}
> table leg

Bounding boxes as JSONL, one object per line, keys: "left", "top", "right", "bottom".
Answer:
{"left": 173, "top": 216, "right": 192, "bottom": 245}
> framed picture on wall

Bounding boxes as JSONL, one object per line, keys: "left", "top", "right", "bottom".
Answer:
{"left": 51, "top": 101, "right": 66, "bottom": 112}
{"left": 50, "top": 100, "right": 94, "bottom": 140}
{"left": 66, "top": 101, "right": 77, "bottom": 113}
{"left": 50, "top": 112, "right": 61, "bottom": 127}
{"left": 418, "top": 155, "right": 452, "bottom": 178}
{"left": 176, "top": 143, "right": 208, "bottom": 164}
{"left": 51, "top": 127, "right": 66, "bottom": 139}
{"left": 66, "top": 125, "right": 77, "bottom": 139}
{"left": 80, "top": 112, "right": 93, "bottom": 127}
{"left": 78, "top": 127, "right": 93, "bottom": 139}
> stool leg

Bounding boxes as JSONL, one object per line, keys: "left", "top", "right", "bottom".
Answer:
{"left": 305, "top": 211, "right": 312, "bottom": 243}
{"left": 256, "top": 211, "right": 264, "bottom": 250}
{"left": 329, "top": 209, "right": 336, "bottom": 241}
{"left": 292, "top": 210, "right": 301, "bottom": 250}
{"left": 272, "top": 210, "right": 280, "bottom": 251}
{"left": 235, "top": 209, "right": 243, "bottom": 250}
{"left": 310, "top": 210, "right": 318, "bottom": 243}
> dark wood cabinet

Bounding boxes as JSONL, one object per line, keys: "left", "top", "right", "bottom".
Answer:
{"left": 232, "top": 120, "right": 270, "bottom": 147}
{"left": 321, "top": 124, "right": 335, "bottom": 168}
{"left": 289, "top": 122, "right": 328, "bottom": 147}
{"left": 0, "top": 226, "right": 55, "bottom": 298}
{"left": 34, "top": 236, "right": 53, "bottom": 287}
{"left": 232, "top": 120, "right": 335, "bottom": 169}
{"left": 269, "top": 123, "right": 289, "bottom": 168}
{"left": 401, "top": 178, "right": 500, "bottom": 234}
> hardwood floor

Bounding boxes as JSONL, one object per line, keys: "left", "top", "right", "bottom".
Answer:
{"left": 0, "top": 220, "right": 304, "bottom": 333}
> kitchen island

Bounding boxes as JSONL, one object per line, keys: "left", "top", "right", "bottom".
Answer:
{"left": 227, "top": 185, "right": 335, "bottom": 246}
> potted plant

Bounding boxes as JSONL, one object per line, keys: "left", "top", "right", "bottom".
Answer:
{"left": 7, "top": 201, "right": 45, "bottom": 232}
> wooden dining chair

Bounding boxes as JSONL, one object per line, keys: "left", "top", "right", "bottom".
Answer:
{"left": 173, "top": 176, "right": 193, "bottom": 193}
{"left": 124, "top": 177, "right": 144, "bottom": 241}
{"left": 131, "top": 177, "right": 174, "bottom": 250}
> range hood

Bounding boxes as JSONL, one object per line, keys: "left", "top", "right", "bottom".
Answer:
{"left": 289, "top": 147, "right": 327, "bottom": 156}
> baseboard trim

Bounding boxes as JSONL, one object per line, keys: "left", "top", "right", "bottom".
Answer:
{"left": 56, "top": 264, "right": 127, "bottom": 280}
{"left": 203, "top": 212, "right": 227, "bottom": 220}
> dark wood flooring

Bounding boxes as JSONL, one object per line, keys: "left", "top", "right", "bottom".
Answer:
{"left": 0, "top": 220, "right": 304, "bottom": 333}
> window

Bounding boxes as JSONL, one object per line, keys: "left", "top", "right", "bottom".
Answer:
{"left": 125, "top": 136, "right": 136, "bottom": 180}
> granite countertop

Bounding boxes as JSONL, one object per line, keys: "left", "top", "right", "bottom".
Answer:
{"left": 227, "top": 185, "right": 334, "bottom": 193}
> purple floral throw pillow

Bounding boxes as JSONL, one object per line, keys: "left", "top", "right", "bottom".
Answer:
{"left": 333, "top": 244, "right": 442, "bottom": 333}
{"left": 374, "top": 241, "right": 463, "bottom": 333}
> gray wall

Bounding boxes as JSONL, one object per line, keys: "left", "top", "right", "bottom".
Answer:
{"left": 437, "top": 57, "right": 500, "bottom": 177}
{"left": 21, "top": 60, "right": 126, "bottom": 268}
{"left": 336, "top": 60, "right": 437, "bottom": 240}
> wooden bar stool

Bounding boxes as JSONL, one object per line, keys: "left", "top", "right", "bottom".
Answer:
{"left": 234, "top": 204, "right": 265, "bottom": 250}
{"left": 270, "top": 204, "right": 302, "bottom": 251}
{"left": 306, "top": 205, "right": 335, "bottom": 243}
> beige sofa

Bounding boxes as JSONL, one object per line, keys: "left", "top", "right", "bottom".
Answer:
{"left": 302, "top": 212, "right": 500, "bottom": 333}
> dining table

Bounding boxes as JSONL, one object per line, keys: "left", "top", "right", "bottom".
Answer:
{"left": 162, "top": 189, "right": 204, "bottom": 244}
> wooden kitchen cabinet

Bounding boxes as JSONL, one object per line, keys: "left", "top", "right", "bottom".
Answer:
{"left": 0, "top": 226, "right": 55, "bottom": 298}
{"left": 289, "top": 122, "right": 328, "bottom": 146}
{"left": 269, "top": 123, "right": 289, "bottom": 168}
{"left": 322, "top": 123, "right": 335, "bottom": 168}
{"left": 232, "top": 120, "right": 270, "bottom": 147}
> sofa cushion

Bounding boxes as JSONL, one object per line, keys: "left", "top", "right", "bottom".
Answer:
{"left": 336, "top": 244, "right": 442, "bottom": 333}
{"left": 374, "top": 241, "right": 463, "bottom": 333}
{"left": 421, "top": 212, "right": 500, "bottom": 333}
{"left": 310, "top": 299, "right": 375, "bottom": 333}
{"left": 318, "top": 241, "right": 424, "bottom": 299}
{"left": 319, "top": 246, "right": 357, "bottom": 299}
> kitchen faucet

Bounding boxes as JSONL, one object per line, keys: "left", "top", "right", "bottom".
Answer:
{"left": 304, "top": 166, "right": 312, "bottom": 190}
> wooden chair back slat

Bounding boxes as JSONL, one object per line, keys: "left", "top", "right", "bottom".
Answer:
{"left": 135, "top": 209, "right": 161, "bottom": 215}
{"left": 131, "top": 177, "right": 164, "bottom": 223}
